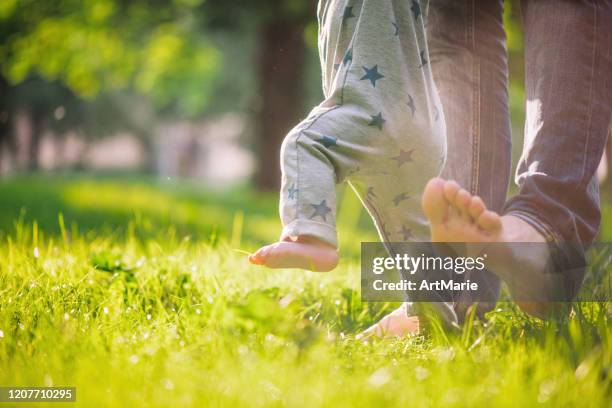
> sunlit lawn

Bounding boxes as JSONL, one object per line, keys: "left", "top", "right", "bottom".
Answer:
{"left": 0, "top": 175, "right": 610, "bottom": 407}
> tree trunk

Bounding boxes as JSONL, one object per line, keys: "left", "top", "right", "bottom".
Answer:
{"left": 254, "top": 18, "right": 306, "bottom": 190}
{"left": 27, "top": 109, "right": 44, "bottom": 171}
{"left": 0, "top": 76, "right": 8, "bottom": 175}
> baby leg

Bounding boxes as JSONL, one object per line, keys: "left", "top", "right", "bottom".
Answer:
{"left": 249, "top": 102, "right": 369, "bottom": 272}
{"left": 251, "top": 0, "right": 447, "bottom": 276}
{"left": 249, "top": 108, "right": 342, "bottom": 271}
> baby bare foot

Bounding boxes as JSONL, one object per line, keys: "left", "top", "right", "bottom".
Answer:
{"left": 249, "top": 236, "right": 338, "bottom": 272}
{"left": 357, "top": 305, "right": 420, "bottom": 340}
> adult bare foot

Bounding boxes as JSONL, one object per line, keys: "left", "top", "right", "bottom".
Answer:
{"left": 421, "top": 177, "right": 503, "bottom": 242}
{"left": 249, "top": 236, "right": 338, "bottom": 272}
{"left": 422, "top": 177, "right": 557, "bottom": 318}
{"left": 357, "top": 304, "right": 420, "bottom": 340}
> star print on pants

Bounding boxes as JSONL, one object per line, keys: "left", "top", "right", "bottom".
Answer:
{"left": 392, "top": 22, "right": 400, "bottom": 36}
{"left": 392, "top": 149, "right": 414, "bottom": 166}
{"left": 366, "top": 186, "right": 377, "bottom": 200}
{"left": 343, "top": 49, "right": 353, "bottom": 66}
{"left": 399, "top": 225, "right": 414, "bottom": 241}
{"left": 368, "top": 113, "right": 386, "bottom": 130}
{"left": 317, "top": 135, "right": 338, "bottom": 148}
{"left": 287, "top": 184, "right": 298, "bottom": 199}
{"left": 407, "top": 94, "right": 416, "bottom": 117}
{"left": 346, "top": 166, "right": 360, "bottom": 178}
{"left": 360, "top": 65, "right": 385, "bottom": 87}
{"left": 393, "top": 192, "right": 410, "bottom": 206}
{"left": 310, "top": 200, "right": 332, "bottom": 221}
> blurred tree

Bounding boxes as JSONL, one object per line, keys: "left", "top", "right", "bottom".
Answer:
{"left": 0, "top": 0, "right": 320, "bottom": 187}
{"left": 0, "top": 76, "right": 12, "bottom": 171}
{"left": 255, "top": 10, "right": 311, "bottom": 189}
{"left": 204, "top": 0, "right": 316, "bottom": 190}
{"left": 0, "top": 0, "right": 220, "bottom": 170}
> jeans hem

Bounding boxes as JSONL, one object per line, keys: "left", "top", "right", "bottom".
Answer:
{"left": 503, "top": 208, "right": 560, "bottom": 244}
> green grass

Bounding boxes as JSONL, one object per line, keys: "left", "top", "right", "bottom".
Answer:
{"left": 0, "top": 175, "right": 610, "bottom": 407}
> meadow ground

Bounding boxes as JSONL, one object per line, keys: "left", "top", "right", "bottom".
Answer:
{"left": 0, "top": 175, "right": 610, "bottom": 407}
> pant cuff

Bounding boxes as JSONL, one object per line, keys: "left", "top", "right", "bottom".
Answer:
{"left": 281, "top": 219, "right": 338, "bottom": 248}
{"left": 503, "top": 209, "right": 559, "bottom": 244}
{"left": 504, "top": 208, "right": 586, "bottom": 296}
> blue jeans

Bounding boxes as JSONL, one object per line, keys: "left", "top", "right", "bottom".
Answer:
{"left": 427, "top": 0, "right": 612, "bottom": 318}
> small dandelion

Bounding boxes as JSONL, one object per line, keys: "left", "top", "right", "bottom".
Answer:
{"left": 146, "top": 314, "right": 152, "bottom": 321}
{"left": 575, "top": 361, "right": 590, "bottom": 380}
{"left": 334, "top": 300, "right": 341, "bottom": 306}
{"left": 143, "top": 332, "right": 150, "bottom": 340}
{"left": 103, "top": 307, "right": 109, "bottom": 315}
{"left": 163, "top": 379, "right": 174, "bottom": 390}
{"left": 128, "top": 355, "right": 139, "bottom": 364}
{"left": 64, "top": 313, "right": 70, "bottom": 321}
{"left": 538, "top": 379, "right": 557, "bottom": 403}
{"left": 33, "top": 247, "right": 39, "bottom": 258}
{"left": 415, "top": 366, "right": 429, "bottom": 382}
{"left": 0, "top": 330, "right": 4, "bottom": 338}
{"left": 196, "top": 309, "right": 201, "bottom": 315}
{"left": 44, "top": 374, "right": 53, "bottom": 387}
{"left": 368, "top": 367, "right": 391, "bottom": 388}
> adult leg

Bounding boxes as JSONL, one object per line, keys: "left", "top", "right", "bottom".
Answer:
{"left": 503, "top": 0, "right": 612, "bottom": 300}
{"left": 422, "top": 0, "right": 612, "bottom": 316}
{"left": 427, "top": 0, "right": 511, "bottom": 320}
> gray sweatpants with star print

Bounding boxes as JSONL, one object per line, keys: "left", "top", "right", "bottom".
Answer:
{"left": 280, "top": 0, "right": 445, "bottom": 247}
{"left": 280, "top": 0, "right": 454, "bottom": 322}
